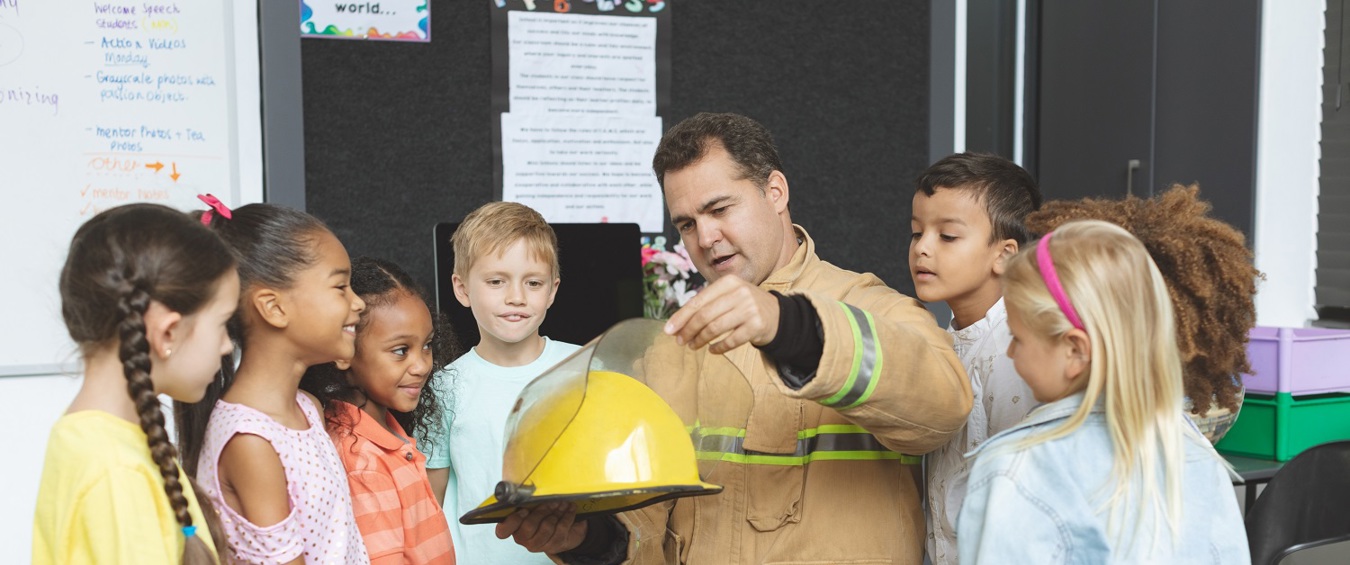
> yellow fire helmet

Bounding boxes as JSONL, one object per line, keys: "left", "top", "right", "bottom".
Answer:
{"left": 459, "top": 318, "right": 744, "bottom": 525}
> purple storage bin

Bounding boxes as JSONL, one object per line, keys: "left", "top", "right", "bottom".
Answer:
{"left": 1242, "top": 326, "right": 1350, "bottom": 395}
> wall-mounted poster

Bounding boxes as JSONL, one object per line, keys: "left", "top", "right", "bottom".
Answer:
{"left": 491, "top": 0, "right": 672, "bottom": 233}
{"left": 301, "top": 0, "right": 429, "bottom": 42}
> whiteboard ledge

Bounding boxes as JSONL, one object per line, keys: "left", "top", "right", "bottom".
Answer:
{"left": 0, "top": 364, "right": 78, "bottom": 379}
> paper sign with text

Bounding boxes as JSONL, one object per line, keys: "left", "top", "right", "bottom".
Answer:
{"left": 301, "top": 0, "right": 428, "bottom": 42}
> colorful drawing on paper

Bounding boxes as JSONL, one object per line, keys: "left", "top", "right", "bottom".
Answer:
{"left": 301, "top": 0, "right": 429, "bottom": 42}
{"left": 492, "top": 0, "right": 665, "bottom": 14}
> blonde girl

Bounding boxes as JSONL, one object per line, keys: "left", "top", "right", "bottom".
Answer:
{"left": 176, "top": 201, "right": 371, "bottom": 564}
{"left": 34, "top": 204, "right": 236, "bottom": 564}
{"left": 956, "top": 220, "right": 1249, "bottom": 563}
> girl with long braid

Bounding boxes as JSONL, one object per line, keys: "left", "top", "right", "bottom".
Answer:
{"left": 34, "top": 204, "right": 238, "bottom": 564}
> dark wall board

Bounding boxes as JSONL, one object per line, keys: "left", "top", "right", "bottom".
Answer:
{"left": 302, "top": 0, "right": 496, "bottom": 301}
{"left": 302, "top": 0, "right": 931, "bottom": 302}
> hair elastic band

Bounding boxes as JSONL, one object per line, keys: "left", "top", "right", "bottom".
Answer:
{"left": 1036, "top": 231, "right": 1086, "bottom": 331}
{"left": 182, "top": 525, "right": 198, "bottom": 538}
{"left": 197, "top": 193, "right": 233, "bottom": 226}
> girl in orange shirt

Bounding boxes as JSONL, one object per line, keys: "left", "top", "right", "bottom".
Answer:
{"left": 302, "top": 256, "right": 459, "bottom": 564}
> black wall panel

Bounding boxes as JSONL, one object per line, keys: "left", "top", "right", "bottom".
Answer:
{"left": 302, "top": 0, "right": 931, "bottom": 302}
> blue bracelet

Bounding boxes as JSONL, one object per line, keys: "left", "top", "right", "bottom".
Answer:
{"left": 182, "top": 525, "right": 198, "bottom": 538}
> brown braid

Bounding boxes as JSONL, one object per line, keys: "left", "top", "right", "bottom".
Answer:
{"left": 116, "top": 283, "right": 219, "bottom": 564}
{"left": 1024, "top": 185, "right": 1262, "bottom": 413}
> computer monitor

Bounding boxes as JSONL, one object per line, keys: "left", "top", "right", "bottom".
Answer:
{"left": 432, "top": 222, "right": 644, "bottom": 350}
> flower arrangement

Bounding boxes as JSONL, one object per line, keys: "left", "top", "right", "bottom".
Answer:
{"left": 641, "top": 236, "right": 702, "bottom": 320}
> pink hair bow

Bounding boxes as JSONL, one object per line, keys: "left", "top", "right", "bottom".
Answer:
{"left": 197, "top": 193, "right": 233, "bottom": 226}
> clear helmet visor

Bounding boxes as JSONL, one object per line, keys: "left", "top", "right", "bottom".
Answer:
{"left": 461, "top": 318, "right": 752, "bottom": 524}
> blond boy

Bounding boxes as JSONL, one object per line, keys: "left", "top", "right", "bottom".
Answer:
{"left": 425, "top": 202, "right": 580, "bottom": 565}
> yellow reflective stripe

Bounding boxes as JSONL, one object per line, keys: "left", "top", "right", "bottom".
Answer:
{"left": 843, "top": 308, "right": 884, "bottom": 409}
{"left": 822, "top": 302, "right": 866, "bottom": 406}
{"left": 693, "top": 424, "right": 869, "bottom": 440}
{"left": 695, "top": 451, "right": 921, "bottom": 465}
{"left": 696, "top": 450, "right": 906, "bottom": 465}
{"left": 694, "top": 426, "right": 745, "bottom": 438}
{"left": 802, "top": 424, "right": 867, "bottom": 437}
{"left": 833, "top": 304, "right": 879, "bottom": 408}
{"left": 690, "top": 424, "right": 922, "bottom": 465}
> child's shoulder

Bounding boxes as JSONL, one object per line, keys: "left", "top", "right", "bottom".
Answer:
{"left": 205, "top": 399, "right": 278, "bottom": 433}
{"left": 545, "top": 337, "right": 583, "bottom": 358}
{"left": 531, "top": 338, "right": 582, "bottom": 371}
{"left": 442, "top": 347, "right": 485, "bottom": 376}
{"left": 42, "top": 412, "right": 164, "bottom": 489}
{"left": 204, "top": 397, "right": 320, "bottom": 449}
{"left": 46, "top": 411, "right": 136, "bottom": 456}
{"left": 973, "top": 406, "right": 1111, "bottom": 477}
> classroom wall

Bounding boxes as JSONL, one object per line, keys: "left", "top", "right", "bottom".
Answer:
{"left": 1252, "top": 0, "right": 1325, "bottom": 327}
{"left": 302, "top": 0, "right": 934, "bottom": 300}
{"left": 4, "top": 375, "right": 84, "bottom": 555}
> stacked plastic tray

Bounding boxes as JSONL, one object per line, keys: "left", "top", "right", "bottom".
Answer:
{"left": 1216, "top": 327, "right": 1350, "bottom": 461}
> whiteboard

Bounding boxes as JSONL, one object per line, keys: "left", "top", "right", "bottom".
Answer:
{"left": 0, "top": 0, "right": 264, "bottom": 376}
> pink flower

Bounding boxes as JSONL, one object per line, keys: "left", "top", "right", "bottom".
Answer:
{"left": 640, "top": 237, "right": 703, "bottom": 319}
{"left": 641, "top": 246, "right": 660, "bottom": 266}
{"left": 657, "top": 251, "right": 691, "bottom": 276}
{"left": 673, "top": 243, "right": 698, "bottom": 274}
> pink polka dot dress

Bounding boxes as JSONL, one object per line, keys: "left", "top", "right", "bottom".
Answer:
{"left": 196, "top": 392, "right": 370, "bottom": 564}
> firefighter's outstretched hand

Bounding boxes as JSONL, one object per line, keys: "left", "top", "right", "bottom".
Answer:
{"left": 665, "top": 275, "right": 779, "bottom": 355}
{"left": 497, "top": 502, "right": 587, "bottom": 555}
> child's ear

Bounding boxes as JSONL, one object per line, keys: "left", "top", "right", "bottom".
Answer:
{"left": 451, "top": 274, "right": 471, "bottom": 308}
{"left": 143, "top": 300, "right": 182, "bottom": 360}
{"left": 250, "top": 288, "right": 289, "bottom": 329}
{"left": 547, "top": 277, "right": 561, "bottom": 308}
{"left": 1063, "top": 328, "right": 1092, "bottom": 381}
{"left": 992, "top": 239, "right": 1020, "bottom": 276}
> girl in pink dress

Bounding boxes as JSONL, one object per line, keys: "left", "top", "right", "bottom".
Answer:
{"left": 176, "top": 200, "right": 371, "bottom": 564}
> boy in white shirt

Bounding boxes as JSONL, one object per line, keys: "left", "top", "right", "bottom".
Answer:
{"left": 426, "top": 202, "right": 581, "bottom": 565}
{"left": 909, "top": 153, "right": 1042, "bottom": 565}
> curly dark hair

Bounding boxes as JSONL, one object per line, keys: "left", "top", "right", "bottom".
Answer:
{"left": 1024, "top": 185, "right": 1262, "bottom": 413}
{"left": 300, "top": 256, "right": 460, "bottom": 451}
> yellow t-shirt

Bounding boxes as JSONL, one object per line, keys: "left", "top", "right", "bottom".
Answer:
{"left": 32, "top": 410, "right": 219, "bottom": 564}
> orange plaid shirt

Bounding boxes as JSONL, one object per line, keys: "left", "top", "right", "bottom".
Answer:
{"left": 330, "top": 401, "right": 455, "bottom": 564}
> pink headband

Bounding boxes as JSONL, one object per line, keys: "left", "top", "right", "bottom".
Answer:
{"left": 197, "top": 193, "right": 233, "bottom": 226}
{"left": 1036, "top": 232, "right": 1086, "bottom": 331}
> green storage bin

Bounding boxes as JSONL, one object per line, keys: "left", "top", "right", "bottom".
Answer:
{"left": 1216, "top": 392, "right": 1350, "bottom": 461}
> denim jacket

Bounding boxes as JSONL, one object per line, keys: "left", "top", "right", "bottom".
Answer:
{"left": 956, "top": 393, "right": 1250, "bottom": 564}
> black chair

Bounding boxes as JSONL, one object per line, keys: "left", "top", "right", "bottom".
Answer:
{"left": 1245, "top": 440, "right": 1350, "bottom": 564}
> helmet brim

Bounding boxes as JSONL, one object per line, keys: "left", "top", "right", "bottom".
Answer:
{"left": 459, "top": 482, "right": 723, "bottom": 525}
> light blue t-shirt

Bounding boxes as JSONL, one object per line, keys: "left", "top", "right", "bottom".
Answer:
{"left": 426, "top": 337, "right": 582, "bottom": 565}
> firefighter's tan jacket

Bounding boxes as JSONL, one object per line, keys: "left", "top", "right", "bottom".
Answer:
{"left": 606, "top": 227, "right": 972, "bottom": 564}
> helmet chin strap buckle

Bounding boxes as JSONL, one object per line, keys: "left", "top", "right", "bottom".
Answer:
{"left": 495, "top": 481, "right": 536, "bottom": 506}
